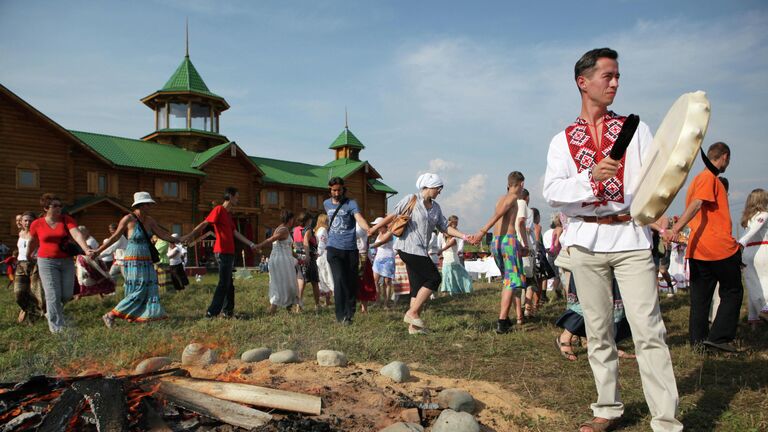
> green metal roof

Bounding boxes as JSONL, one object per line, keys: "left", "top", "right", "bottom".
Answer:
{"left": 250, "top": 156, "right": 395, "bottom": 194}
{"left": 250, "top": 156, "right": 330, "bottom": 189}
{"left": 191, "top": 142, "right": 231, "bottom": 168}
{"left": 324, "top": 158, "right": 367, "bottom": 178}
{"left": 70, "top": 130, "right": 205, "bottom": 176}
{"left": 70, "top": 130, "right": 395, "bottom": 193}
{"left": 329, "top": 127, "right": 365, "bottom": 149}
{"left": 158, "top": 56, "right": 225, "bottom": 100}
{"left": 368, "top": 179, "right": 397, "bottom": 194}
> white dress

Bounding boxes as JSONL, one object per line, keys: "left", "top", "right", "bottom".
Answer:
{"left": 268, "top": 235, "right": 299, "bottom": 307}
{"left": 439, "top": 237, "right": 473, "bottom": 295}
{"left": 738, "top": 211, "right": 768, "bottom": 321}
{"left": 315, "top": 227, "right": 334, "bottom": 294}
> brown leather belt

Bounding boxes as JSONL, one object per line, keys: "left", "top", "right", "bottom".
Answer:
{"left": 575, "top": 214, "right": 632, "bottom": 225}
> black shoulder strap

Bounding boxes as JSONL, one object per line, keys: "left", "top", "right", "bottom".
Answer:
{"left": 131, "top": 213, "right": 153, "bottom": 244}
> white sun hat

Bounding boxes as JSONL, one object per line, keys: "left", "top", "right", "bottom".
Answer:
{"left": 131, "top": 191, "right": 156, "bottom": 207}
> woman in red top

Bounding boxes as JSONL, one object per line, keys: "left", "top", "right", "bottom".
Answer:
{"left": 28, "top": 193, "right": 92, "bottom": 333}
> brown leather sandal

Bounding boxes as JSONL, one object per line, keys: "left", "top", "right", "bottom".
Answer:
{"left": 555, "top": 336, "right": 577, "bottom": 361}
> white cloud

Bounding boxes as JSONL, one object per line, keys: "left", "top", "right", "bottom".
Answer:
{"left": 420, "top": 158, "right": 458, "bottom": 175}
{"left": 438, "top": 174, "right": 489, "bottom": 229}
{"left": 377, "top": 12, "right": 768, "bottom": 231}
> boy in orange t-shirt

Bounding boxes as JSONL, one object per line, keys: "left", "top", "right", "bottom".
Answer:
{"left": 668, "top": 142, "right": 743, "bottom": 352}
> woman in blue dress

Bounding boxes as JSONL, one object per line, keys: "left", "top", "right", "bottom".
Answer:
{"left": 92, "top": 192, "right": 180, "bottom": 327}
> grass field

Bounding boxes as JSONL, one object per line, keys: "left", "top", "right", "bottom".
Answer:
{"left": 1, "top": 273, "right": 767, "bottom": 431}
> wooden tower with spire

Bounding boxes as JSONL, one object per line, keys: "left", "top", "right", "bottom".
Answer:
{"left": 140, "top": 21, "right": 230, "bottom": 152}
{"left": 329, "top": 109, "right": 365, "bottom": 161}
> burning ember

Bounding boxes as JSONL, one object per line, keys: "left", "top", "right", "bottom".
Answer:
{"left": 0, "top": 368, "right": 330, "bottom": 431}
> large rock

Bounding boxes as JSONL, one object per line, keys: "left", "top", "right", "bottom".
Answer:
{"left": 241, "top": 348, "right": 272, "bottom": 363}
{"left": 437, "top": 388, "right": 476, "bottom": 413}
{"left": 269, "top": 349, "right": 300, "bottom": 364}
{"left": 317, "top": 350, "right": 348, "bottom": 367}
{"left": 431, "top": 409, "right": 480, "bottom": 432}
{"left": 380, "top": 361, "right": 410, "bottom": 383}
{"left": 379, "top": 422, "right": 424, "bottom": 432}
{"left": 134, "top": 357, "right": 173, "bottom": 374}
{"left": 400, "top": 408, "right": 420, "bottom": 424}
{"left": 181, "top": 343, "right": 218, "bottom": 366}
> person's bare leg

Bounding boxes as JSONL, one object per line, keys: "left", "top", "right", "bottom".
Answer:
{"left": 384, "top": 278, "right": 393, "bottom": 308}
{"left": 296, "top": 278, "right": 305, "bottom": 309}
{"left": 499, "top": 290, "right": 513, "bottom": 320}
{"left": 406, "top": 287, "right": 432, "bottom": 320}
{"left": 373, "top": 273, "right": 384, "bottom": 306}
{"left": 310, "top": 281, "right": 320, "bottom": 308}
{"left": 514, "top": 294, "right": 523, "bottom": 323}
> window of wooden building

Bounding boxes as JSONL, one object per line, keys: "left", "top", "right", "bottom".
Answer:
{"left": 266, "top": 191, "right": 279, "bottom": 206}
{"left": 87, "top": 172, "right": 118, "bottom": 196}
{"left": 16, "top": 163, "right": 39, "bottom": 189}
{"left": 169, "top": 103, "right": 187, "bottom": 129}
{"left": 304, "top": 193, "right": 318, "bottom": 209}
{"left": 155, "top": 179, "right": 188, "bottom": 200}
{"left": 163, "top": 181, "right": 179, "bottom": 198}
{"left": 172, "top": 223, "right": 183, "bottom": 235}
{"left": 261, "top": 189, "right": 284, "bottom": 208}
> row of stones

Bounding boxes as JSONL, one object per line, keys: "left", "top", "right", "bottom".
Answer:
{"left": 135, "top": 344, "right": 480, "bottom": 432}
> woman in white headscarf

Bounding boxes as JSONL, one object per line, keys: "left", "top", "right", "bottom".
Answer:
{"left": 368, "top": 173, "right": 473, "bottom": 334}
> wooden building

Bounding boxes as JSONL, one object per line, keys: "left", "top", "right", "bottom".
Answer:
{"left": 0, "top": 52, "right": 395, "bottom": 265}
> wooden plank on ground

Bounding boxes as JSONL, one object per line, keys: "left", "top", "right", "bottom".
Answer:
{"left": 160, "top": 376, "right": 321, "bottom": 415}
{"left": 158, "top": 382, "right": 271, "bottom": 429}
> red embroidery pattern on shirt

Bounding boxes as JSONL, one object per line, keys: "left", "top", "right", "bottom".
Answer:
{"left": 566, "top": 111, "right": 627, "bottom": 205}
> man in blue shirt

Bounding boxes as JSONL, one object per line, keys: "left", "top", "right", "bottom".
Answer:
{"left": 324, "top": 177, "right": 371, "bottom": 324}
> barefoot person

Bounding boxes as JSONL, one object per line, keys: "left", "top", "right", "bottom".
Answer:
{"left": 254, "top": 210, "right": 299, "bottom": 314}
{"left": 368, "top": 173, "right": 472, "bottom": 334}
{"left": 93, "top": 192, "right": 179, "bottom": 326}
{"left": 473, "top": 171, "right": 527, "bottom": 333}
{"left": 184, "top": 187, "right": 257, "bottom": 318}
{"left": 543, "top": 48, "right": 682, "bottom": 431}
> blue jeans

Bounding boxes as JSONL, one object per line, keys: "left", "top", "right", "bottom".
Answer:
{"left": 37, "top": 257, "right": 75, "bottom": 333}
{"left": 207, "top": 253, "right": 235, "bottom": 316}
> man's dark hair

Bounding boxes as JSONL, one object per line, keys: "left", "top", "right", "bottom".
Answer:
{"left": 328, "top": 177, "right": 345, "bottom": 187}
{"left": 22, "top": 211, "right": 36, "bottom": 220}
{"left": 707, "top": 142, "right": 730, "bottom": 161}
{"left": 507, "top": 171, "right": 525, "bottom": 187}
{"left": 223, "top": 187, "right": 239, "bottom": 202}
{"left": 280, "top": 209, "right": 294, "bottom": 224}
{"left": 574, "top": 48, "right": 618, "bottom": 82}
{"left": 522, "top": 188, "right": 530, "bottom": 199}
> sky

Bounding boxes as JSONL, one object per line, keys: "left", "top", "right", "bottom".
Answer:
{"left": 1, "top": 0, "right": 767, "bottom": 235}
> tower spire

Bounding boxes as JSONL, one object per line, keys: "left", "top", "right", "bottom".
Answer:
{"left": 185, "top": 18, "right": 189, "bottom": 57}
{"left": 345, "top": 106, "right": 348, "bottom": 129}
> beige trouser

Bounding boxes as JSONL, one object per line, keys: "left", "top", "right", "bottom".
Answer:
{"left": 570, "top": 246, "right": 683, "bottom": 432}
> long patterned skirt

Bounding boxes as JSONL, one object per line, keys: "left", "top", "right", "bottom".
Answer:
{"left": 112, "top": 257, "right": 166, "bottom": 322}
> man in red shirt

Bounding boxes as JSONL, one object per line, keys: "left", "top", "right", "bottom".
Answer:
{"left": 186, "top": 187, "right": 257, "bottom": 318}
{"left": 667, "top": 142, "right": 743, "bottom": 352}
